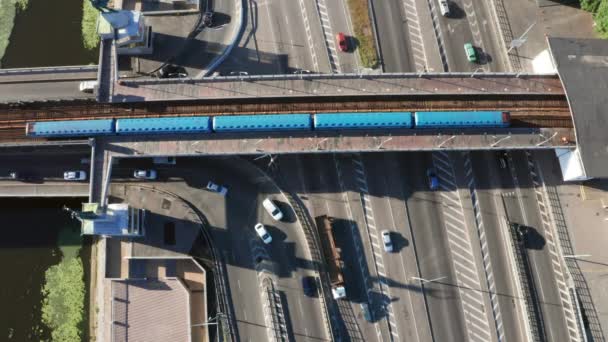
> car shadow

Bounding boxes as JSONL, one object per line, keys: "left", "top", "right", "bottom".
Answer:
{"left": 446, "top": 2, "right": 466, "bottom": 19}
{"left": 391, "top": 232, "right": 409, "bottom": 253}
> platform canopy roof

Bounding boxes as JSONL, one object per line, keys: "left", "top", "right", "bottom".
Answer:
{"left": 548, "top": 37, "right": 608, "bottom": 178}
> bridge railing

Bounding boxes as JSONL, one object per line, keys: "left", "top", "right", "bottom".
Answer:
{"left": 118, "top": 71, "right": 558, "bottom": 86}
{"left": 0, "top": 65, "right": 98, "bottom": 76}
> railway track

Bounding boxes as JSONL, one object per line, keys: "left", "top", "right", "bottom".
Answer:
{"left": 0, "top": 95, "right": 573, "bottom": 141}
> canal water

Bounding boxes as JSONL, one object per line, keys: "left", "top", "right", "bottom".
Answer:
{"left": 0, "top": 197, "right": 90, "bottom": 341}
{"left": 1, "top": 0, "right": 98, "bottom": 68}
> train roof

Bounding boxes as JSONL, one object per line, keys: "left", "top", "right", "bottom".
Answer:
{"left": 212, "top": 113, "right": 311, "bottom": 131}
{"left": 115, "top": 116, "right": 211, "bottom": 134}
{"left": 27, "top": 119, "right": 115, "bottom": 136}
{"left": 314, "top": 112, "right": 412, "bottom": 129}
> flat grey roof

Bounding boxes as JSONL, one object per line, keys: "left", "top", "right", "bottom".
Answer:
{"left": 548, "top": 37, "right": 608, "bottom": 178}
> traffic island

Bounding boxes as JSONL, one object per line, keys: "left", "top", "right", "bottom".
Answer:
{"left": 345, "top": 0, "right": 379, "bottom": 68}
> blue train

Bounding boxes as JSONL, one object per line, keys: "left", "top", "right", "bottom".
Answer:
{"left": 25, "top": 111, "right": 510, "bottom": 138}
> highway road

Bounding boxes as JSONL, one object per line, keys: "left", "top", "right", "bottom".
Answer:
{"left": 131, "top": 157, "right": 333, "bottom": 342}
{"left": 499, "top": 150, "right": 575, "bottom": 342}
{"left": 266, "top": 152, "right": 505, "bottom": 342}
{"left": 432, "top": 0, "right": 509, "bottom": 71}
{"left": 0, "top": 80, "right": 95, "bottom": 103}
{"left": 469, "top": 150, "right": 533, "bottom": 342}
{"left": 369, "top": 0, "right": 417, "bottom": 72}
{"left": 220, "top": 0, "right": 331, "bottom": 74}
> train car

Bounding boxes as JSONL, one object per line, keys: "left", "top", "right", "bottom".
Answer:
{"left": 25, "top": 119, "right": 115, "bottom": 137}
{"left": 115, "top": 116, "right": 211, "bottom": 135}
{"left": 313, "top": 112, "right": 413, "bottom": 130}
{"left": 414, "top": 111, "right": 510, "bottom": 128}
{"left": 212, "top": 114, "right": 311, "bottom": 132}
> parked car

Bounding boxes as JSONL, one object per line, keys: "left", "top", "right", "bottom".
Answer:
{"left": 336, "top": 32, "right": 348, "bottom": 52}
{"left": 464, "top": 43, "right": 478, "bottom": 62}
{"left": 263, "top": 198, "right": 283, "bottom": 221}
{"left": 133, "top": 169, "right": 157, "bottom": 180}
{"left": 254, "top": 223, "right": 272, "bottom": 244}
{"left": 427, "top": 169, "right": 439, "bottom": 190}
{"left": 381, "top": 230, "right": 393, "bottom": 252}
{"left": 302, "top": 276, "right": 317, "bottom": 297}
{"left": 438, "top": 0, "right": 450, "bottom": 16}
{"left": 206, "top": 181, "right": 228, "bottom": 196}
{"left": 64, "top": 170, "right": 87, "bottom": 181}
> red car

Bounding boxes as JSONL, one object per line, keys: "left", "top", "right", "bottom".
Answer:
{"left": 336, "top": 32, "right": 348, "bottom": 52}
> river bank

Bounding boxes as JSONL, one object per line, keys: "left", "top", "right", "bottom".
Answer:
{"left": 0, "top": 198, "right": 90, "bottom": 342}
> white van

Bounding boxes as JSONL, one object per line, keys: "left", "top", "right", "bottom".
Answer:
{"left": 79, "top": 80, "right": 98, "bottom": 93}
{"left": 438, "top": 0, "right": 450, "bottom": 16}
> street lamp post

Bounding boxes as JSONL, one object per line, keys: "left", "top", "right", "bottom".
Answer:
{"left": 507, "top": 22, "right": 537, "bottom": 54}
{"left": 411, "top": 276, "right": 447, "bottom": 283}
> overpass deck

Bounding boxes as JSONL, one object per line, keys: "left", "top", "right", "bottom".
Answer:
{"left": 0, "top": 66, "right": 98, "bottom": 103}
{"left": 110, "top": 73, "right": 564, "bottom": 103}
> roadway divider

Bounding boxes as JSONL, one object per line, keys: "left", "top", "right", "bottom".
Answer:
{"left": 196, "top": 0, "right": 245, "bottom": 78}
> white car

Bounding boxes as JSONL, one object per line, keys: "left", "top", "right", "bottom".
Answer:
{"left": 64, "top": 170, "right": 87, "bottom": 181}
{"left": 133, "top": 169, "right": 157, "bottom": 180}
{"left": 206, "top": 181, "right": 228, "bottom": 196}
{"left": 78, "top": 80, "right": 97, "bottom": 93}
{"left": 254, "top": 223, "right": 272, "bottom": 244}
{"left": 262, "top": 198, "right": 283, "bottom": 221}
{"left": 381, "top": 230, "right": 393, "bottom": 252}
{"left": 438, "top": 0, "right": 450, "bottom": 16}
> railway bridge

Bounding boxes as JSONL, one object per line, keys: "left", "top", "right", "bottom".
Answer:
{"left": 0, "top": 38, "right": 605, "bottom": 203}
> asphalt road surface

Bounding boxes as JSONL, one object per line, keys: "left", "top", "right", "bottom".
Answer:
{"left": 114, "top": 157, "right": 333, "bottom": 342}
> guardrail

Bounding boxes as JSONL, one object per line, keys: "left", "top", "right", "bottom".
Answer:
{"left": 122, "top": 71, "right": 559, "bottom": 86}
{"left": 0, "top": 65, "right": 98, "bottom": 76}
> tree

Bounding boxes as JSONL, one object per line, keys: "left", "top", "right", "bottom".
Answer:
{"left": 595, "top": 0, "right": 608, "bottom": 37}
{"left": 581, "top": 0, "right": 601, "bottom": 13}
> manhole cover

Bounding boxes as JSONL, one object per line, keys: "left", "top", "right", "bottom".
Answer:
{"left": 161, "top": 198, "right": 172, "bottom": 210}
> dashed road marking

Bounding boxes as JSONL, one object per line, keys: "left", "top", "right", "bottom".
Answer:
{"left": 401, "top": 0, "right": 428, "bottom": 71}
{"left": 525, "top": 151, "right": 581, "bottom": 342}
{"left": 432, "top": 151, "right": 493, "bottom": 342}
{"left": 314, "top": 0, "right": 341, "bottom": 73}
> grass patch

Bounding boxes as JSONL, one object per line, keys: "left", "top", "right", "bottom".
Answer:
{"left": 0, "top": 0, "right": 28, "bottom": 67}
{"left": 346, "top": 0, "right": 378, "bottom": 68}
{"left": 41, "top": 227, "right": 85, "bottom": 342}
{"left": 82, "top": 0, "right": 100, "bottom": 50}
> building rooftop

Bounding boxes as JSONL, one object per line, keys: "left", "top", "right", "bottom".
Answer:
{"left": 112, "top": 278, "right": 191, "bottom": 342}
{"left": 548, "top": 37, "right": 608, "bottom": 178}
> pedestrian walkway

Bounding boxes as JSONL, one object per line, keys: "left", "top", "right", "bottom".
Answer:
{"left": 492, "top": 0, "right": 597, "bottom": 71}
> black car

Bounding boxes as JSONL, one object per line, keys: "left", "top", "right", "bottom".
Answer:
{"left": 203, "top": 11, "right": 214, "bottom": 27}
{"left": 302, "top": 276, "right": 316, "bottom": 297}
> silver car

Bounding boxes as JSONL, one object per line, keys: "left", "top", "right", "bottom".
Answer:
{"left": 382, "top": 230, "right": 393, "bottom": 252}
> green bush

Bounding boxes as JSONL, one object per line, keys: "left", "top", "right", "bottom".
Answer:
{"left": 346, "top": 0, "right": 378, "bottom": 69}
{"left": 82, "top": 0, "right": 100, "bottom": 50}
{"left": 596, "top": 0, "right": 608, "bottom": 38}
{"left": 0, "top": 0, "right": 28, "bottom": 67}
{"left": 581, "top": 0, "right": 601, "bottom": 13}
{"left": 41, "top": 228, "right": 85, "bottom": 342}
